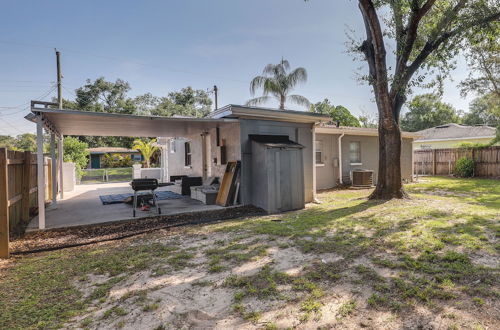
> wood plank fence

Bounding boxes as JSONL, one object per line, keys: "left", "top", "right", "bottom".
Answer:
{"left": 414, "top": 146, "right": 500, "bottom": 178}
{"left": 0, "top": 148, "right": 52, "bottom": 258}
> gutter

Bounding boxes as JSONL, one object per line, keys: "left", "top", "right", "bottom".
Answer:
{"left": 338, "top": 133, "right": 345, "bottom": 184}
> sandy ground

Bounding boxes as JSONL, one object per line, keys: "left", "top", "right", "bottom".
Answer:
{"left": 66, "top": 228, "right": 499, "bottom": 330}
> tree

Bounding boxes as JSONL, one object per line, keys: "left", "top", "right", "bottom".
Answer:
{"left": 75, "top": 77, "right": 136, "bottom": 114}
{"left": 150, "top": 87, "right": 212, "bottom": 118}
{"left": 14, "top": 133, "right": 37, "bottom": 151}
{"left": 351, "top": 0, "right": 499, "bottom": 199}
{"left": 460, "top": 31, "right": 500, "bottom": 98}
{"left": 0, "top": 135, "right": 16, "bottom": 149}
{"left": 247, "top": 59, "right": 310, "bottom": 110}
{"left": 63, "top": 137, "right": 89, "bottom": 178}
{"left": 132, "top": 139, "right": 158, "bottom": 168}
{"left": 310, "top": 99, "right": 361, "bottom": 127}
{"left": 462, "top": 93, "right": 500, "bottom": 126}
{"left": 358, "top": 110, "right": 378, "bottom": 128}
{"left": 401, "top": 94, "right": 461, "bottom": 132}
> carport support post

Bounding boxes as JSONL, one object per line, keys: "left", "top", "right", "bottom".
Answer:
{"left": 58, "top": 135, "right": 64, "bottom": 199}
{"left": 50, "top": 133, "right": 57, "bottom": 205}
{"left": 36, "top": 115, "right": 45, "bottom": 229}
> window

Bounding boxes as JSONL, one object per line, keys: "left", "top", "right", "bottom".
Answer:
{"left": 349, "top": 141, "right": 361, "bottom": 164}
{"left": 184, "top": 141, "right": 192, "bottom": 167}
{"left": 169, "top": 139, "right": 176, "bottom": 153}
{"left": 315, "top": 140, "right": 324, "bottom": 164}
{"left": 132, "top": 154, "right": 142, "bottom": 161}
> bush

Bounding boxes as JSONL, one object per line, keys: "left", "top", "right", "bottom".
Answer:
{"left": 102, "top": 154, "right": 133, "bottom": 168}
{"left": 454, "top": 157, "right": 474, "bottom": 178}
{"left": 63, "top": 137, "right": 89, "bottom": 179}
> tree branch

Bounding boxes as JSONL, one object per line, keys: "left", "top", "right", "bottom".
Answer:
{"left": 358, "top": 0, "right": 393, "bottom": 122}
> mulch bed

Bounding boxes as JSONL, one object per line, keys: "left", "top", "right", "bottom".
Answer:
{"left": 10, "top": 205, "right": 265, "bottom": 255}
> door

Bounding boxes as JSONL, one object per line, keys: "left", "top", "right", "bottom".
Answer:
{"left": 90, "top": 154, "right": 101, "bottom": 169}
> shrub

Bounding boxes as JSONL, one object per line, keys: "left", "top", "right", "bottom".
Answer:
{"left": 454, "top": 157, "right": 474, "bottom": 178}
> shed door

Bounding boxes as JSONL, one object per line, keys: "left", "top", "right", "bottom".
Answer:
{"left": 273, "top": 148, "right": 304, "bottom": 212}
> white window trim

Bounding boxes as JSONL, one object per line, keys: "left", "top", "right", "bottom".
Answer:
{"left": 350, "top": 162, "right": 363, "bottom": 166}
{"left": 315, "top": 163, "right": 325, "bottom": 167}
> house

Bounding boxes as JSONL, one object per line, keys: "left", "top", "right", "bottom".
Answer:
{"left": 26, "top": 103, "right": 416, "bottom": 229}
{"left": 414, "top": 123, "right": 496, "bottom": 150}
{"left": 315, "top": 125, "right": 416, "bottom": 189}
{"left": 87, "top": 147, "right": 142, "bottom": 168}
{"left": 166, "top": 120, "right": 417, "bottom": 191}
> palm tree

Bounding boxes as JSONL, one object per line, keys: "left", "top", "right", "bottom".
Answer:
{"left": 132, "top": 138, "right": 158, "bottom": 168}
{"left": 246, "top": 59, "right": 310, "bottom": 110}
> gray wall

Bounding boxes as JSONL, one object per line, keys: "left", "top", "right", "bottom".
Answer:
{"left": 239, "top": 119, "right": 314, "bottom": 204}
{"left": 315, "top": 133, "right": 340, "bottom": 190}
{"left": 166, "top": 122, "right": 241, "bottom": 180}
{"left": 315, "top": 133, "right": 414, "bottom": 189}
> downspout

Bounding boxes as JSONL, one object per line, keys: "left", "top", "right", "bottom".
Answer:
{"left": 338, "top": 133, "right": 345, "bottom": 185}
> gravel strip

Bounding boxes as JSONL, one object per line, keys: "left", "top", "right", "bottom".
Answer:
{"left": 10, "top": 205, "right": 264, "bottom": 254}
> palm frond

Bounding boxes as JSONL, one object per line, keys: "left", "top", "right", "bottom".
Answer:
{"left": 288, "top": 95, "right": 311, "bottom": 108}
{"left": 287, "top": 67, "right": 308, "bottom": 88}
{"left": 250, "top": 76, "right": 268, "bottom": 95}
{"left": 246, "top": 96, "right": 272, "bottom": 107}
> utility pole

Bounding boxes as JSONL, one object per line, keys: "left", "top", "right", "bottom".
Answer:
{"left": 55, "top": 49, "right": 64, "bottom": 200}
{"left": 55, "top": 49, "right": 62, "bottom": 109}
{"left": 213, "top": 85, "right": 218, "bottom": 110}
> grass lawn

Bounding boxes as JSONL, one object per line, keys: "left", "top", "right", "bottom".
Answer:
{"left": 1, "top": 177, "right": 498, "bottom": 329}
{"left": 80, "top": 167, "right": 133, "bottom": 184}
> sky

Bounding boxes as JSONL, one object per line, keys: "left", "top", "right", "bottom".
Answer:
{"left": 0, "top": 0, "right": 474, "bottom": 135}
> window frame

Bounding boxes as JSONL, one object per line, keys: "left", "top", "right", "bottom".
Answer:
{"left": 349, "top": 141, "right": 362, "bottom": 165}
{"left": 315, "top": 140, "right": 324, "bottom": 165}
{"left": 184, "top": 141, "right": 192, "bottom": 167}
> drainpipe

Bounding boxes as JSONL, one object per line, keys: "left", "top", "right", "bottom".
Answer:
{"left": 338, "top": 133, "right": 345, "bottom": 185}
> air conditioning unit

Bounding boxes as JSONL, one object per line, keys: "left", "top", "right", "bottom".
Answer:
{"left": 351, "top": 169, "right": 374, "bottom": 187}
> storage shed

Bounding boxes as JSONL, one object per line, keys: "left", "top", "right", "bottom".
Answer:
{"left": 250, "top": 135, "right": 305, "bottom": 213}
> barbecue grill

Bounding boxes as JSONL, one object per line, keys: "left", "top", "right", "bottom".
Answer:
{"left": 131, "top": 178, "right": 162, "bottom": 217}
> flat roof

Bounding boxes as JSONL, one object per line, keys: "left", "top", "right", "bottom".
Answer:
{"left": 211, "top": 104, "right": 330, "bottom": 123}
{"left": 26, "top": 108, "right": 238, "bottom": 137}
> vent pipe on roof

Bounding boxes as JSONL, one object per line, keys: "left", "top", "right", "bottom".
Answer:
{"left": 336, "top": 120, "right": 340, "bottom": 128}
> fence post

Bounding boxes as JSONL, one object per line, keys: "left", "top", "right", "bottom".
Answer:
{"left": 432, "top": 149, "right": 436, "bottom": 175}
{"left": 21, "top": 151, "right": 31, "bottom": 222}
{"left": 0, "top": 148, "right": 9, "bottom": 258}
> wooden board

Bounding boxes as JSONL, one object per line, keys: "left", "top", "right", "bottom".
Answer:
{"left": 216, "top": 161, "right": 240, "bottom": 206}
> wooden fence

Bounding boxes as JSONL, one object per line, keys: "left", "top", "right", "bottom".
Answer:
{"left": 414, "top": 146, "right": 500, "bottom": 178}
{"left": 0, "top": 148, "right": 52, "bottom": 258}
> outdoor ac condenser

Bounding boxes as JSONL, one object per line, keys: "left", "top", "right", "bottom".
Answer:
{"left": 351, "top": 169, "right": 374, "bottom": 187}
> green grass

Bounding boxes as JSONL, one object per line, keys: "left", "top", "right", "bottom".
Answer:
{"left": 80, "top": 167, "right": 133, "bottom": 183}
{"left": 1, "top": 177, "right": 498, "bottom": 328}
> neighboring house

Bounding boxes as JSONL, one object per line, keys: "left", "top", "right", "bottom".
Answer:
{"left": 87, "top": 147, "right": 142, "bottom": 168}
{"left": 414, "top": 123, "right": 496, "bottom": 150}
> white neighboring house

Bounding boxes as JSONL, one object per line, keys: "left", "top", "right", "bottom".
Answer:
{"left": 414, "top": 123, "right": 496, "bottom": 150}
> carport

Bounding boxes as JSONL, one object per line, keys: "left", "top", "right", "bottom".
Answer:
{"left": 25, "top": 101, "right": 238, "bottom": 229}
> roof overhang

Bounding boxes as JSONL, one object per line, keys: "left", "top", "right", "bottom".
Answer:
{"left": 414, "top": 136, "right": 495, "bottom": 143}
{"left": 316, "top": 126, "right": 419, "bottom": 139}
{"left": 210, "top": 104, "right": 330, "bottom": 124}
{"left": 26, "top": 108, "right": 238, "bottom": 137}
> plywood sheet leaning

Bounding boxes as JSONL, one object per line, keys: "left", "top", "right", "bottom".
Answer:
{"left": 216, "top": 161, "right": 241, "bottom": 206}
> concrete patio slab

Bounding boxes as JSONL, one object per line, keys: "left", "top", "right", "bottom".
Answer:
{"left": 28, "top": 182, "right": 223, "bottom": 230}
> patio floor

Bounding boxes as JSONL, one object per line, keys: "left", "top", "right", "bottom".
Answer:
{"left": 28, "top": 182, "right": 223, "bottom": 230}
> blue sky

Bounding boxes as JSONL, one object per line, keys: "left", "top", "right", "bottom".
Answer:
{"left": 0, "top": 0, "right": 473, "bottom": 135}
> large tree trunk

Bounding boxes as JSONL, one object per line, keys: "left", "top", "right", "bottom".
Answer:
{"left": 369, "top": 104, "right": 408, "bottom": 199}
